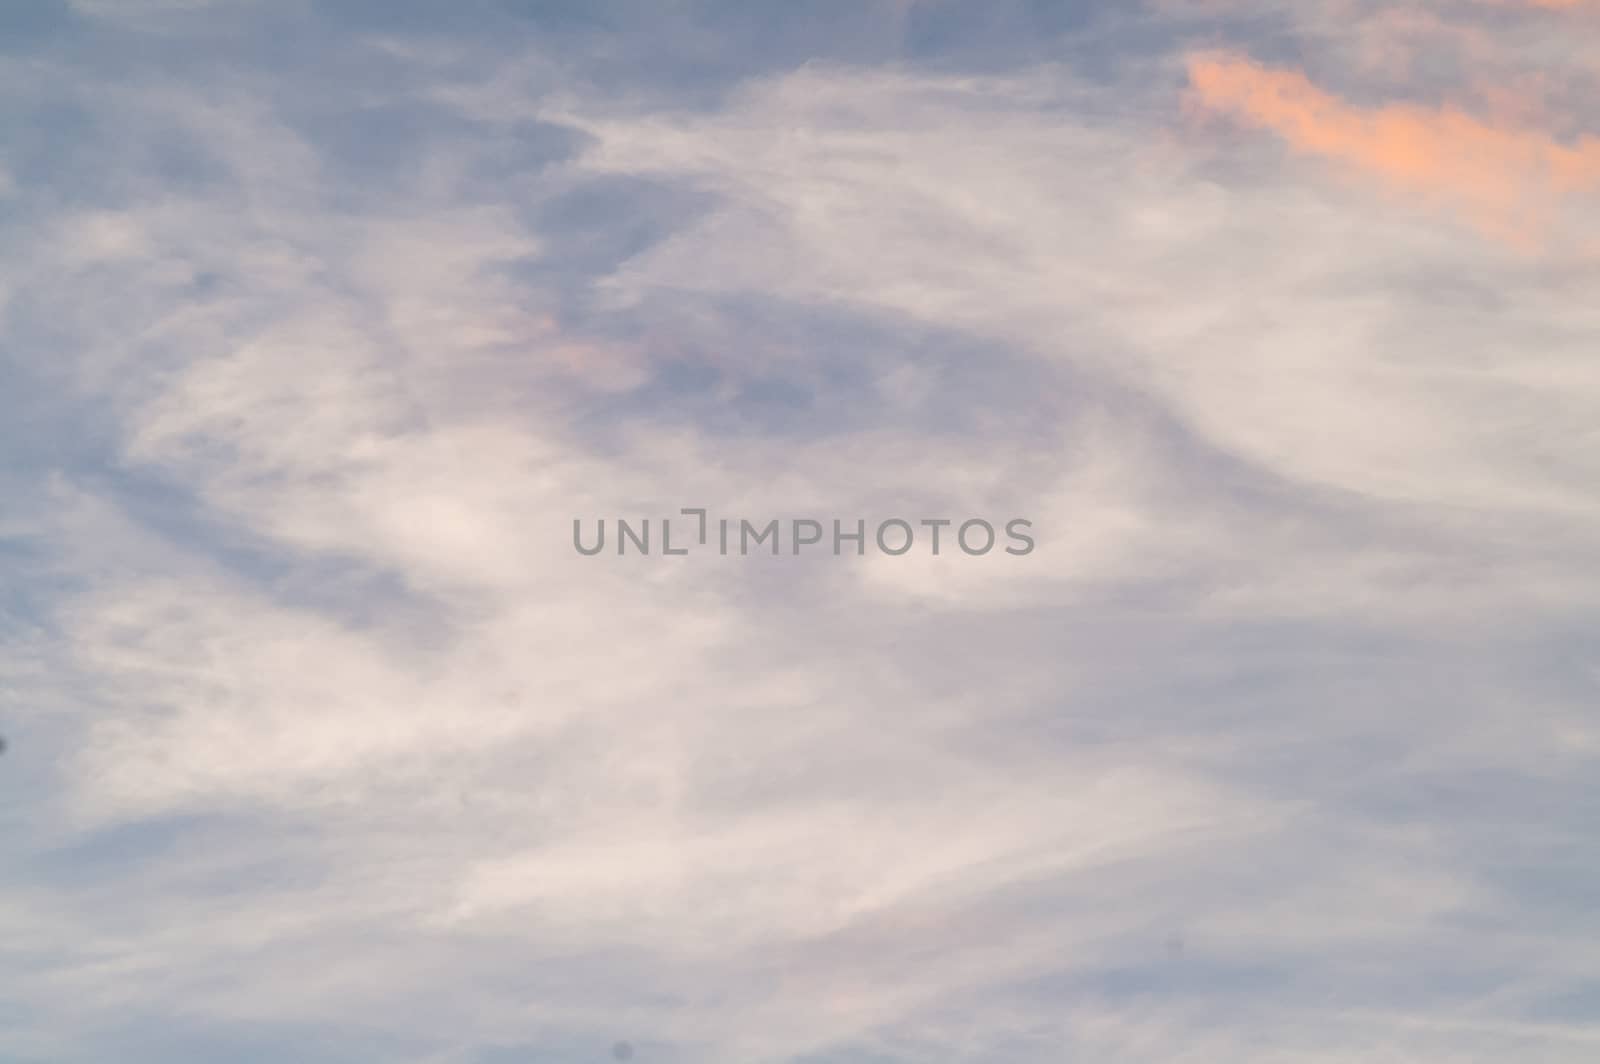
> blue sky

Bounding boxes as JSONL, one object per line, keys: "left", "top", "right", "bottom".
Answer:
{"left": 2, "top": 1, "right": 1599, "bottom": 1061}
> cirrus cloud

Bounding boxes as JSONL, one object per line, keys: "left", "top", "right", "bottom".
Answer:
{"left": 1186, "top": 52, "right": 1600, "bottom": 244}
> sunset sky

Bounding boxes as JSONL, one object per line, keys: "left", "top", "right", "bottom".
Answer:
{"left": 2, "top": 1, "right": 1598, "bottom": 1061}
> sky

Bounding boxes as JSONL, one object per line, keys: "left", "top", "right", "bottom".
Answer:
{"left": 1, "top": 0, "right": 1599, "bottom": 1061}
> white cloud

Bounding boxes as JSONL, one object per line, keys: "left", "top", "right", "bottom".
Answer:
{"left": 1, "top": 16, "right": 1597, "bottom": 1064}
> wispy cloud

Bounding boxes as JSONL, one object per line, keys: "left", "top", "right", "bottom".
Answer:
{"left": 1186, "top": 52, "right": 1600, "bottom": 244}
{"left": 1, "top": 3, "right": 1598, "bottom": 1063}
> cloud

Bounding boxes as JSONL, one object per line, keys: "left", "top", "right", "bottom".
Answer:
{"left": 2, "top": 5, "right": 1599, "bottom": 1064}
{"left": 1496, "top": 0, "right": 1596, "bottom": 9}
{"left": 1185, "top": 52, "right": 1600, "bottom": 244}
{"left": 560, "top": 63, "right": 1600, "bottom": 533}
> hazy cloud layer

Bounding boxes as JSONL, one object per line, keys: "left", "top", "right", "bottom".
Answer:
{"left": 1, "top": 2, "right": 1597, "bottom": 1062}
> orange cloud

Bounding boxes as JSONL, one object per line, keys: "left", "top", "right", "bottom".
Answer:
{"left": 1469, "top": 0, "right": 1594, "bottom": 8}
{"left": 1186, "top": 53, "right": 1600, "bottom": 242}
